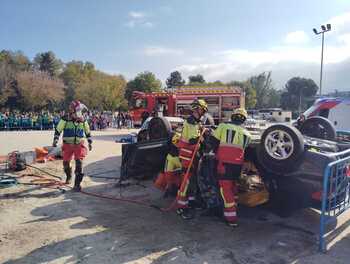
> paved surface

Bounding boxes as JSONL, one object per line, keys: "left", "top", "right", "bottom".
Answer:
{"left": 0, "top": 129, "right": 350, "bottom": 264}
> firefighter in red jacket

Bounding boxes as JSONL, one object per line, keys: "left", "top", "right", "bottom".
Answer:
{"left": 209, "top": 108, "right": 251, "bottom": 227}
{"left": 176, "top": 99, "right": 208, "bottom": 219}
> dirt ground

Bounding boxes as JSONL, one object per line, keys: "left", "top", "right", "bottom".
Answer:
{"left": 1, "top": 129, "right": 350, "bottom": 264}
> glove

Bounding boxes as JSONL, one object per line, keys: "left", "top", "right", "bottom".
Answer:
{"left": 88, "top": 138, "right": 93, "bottom": 151}
{"left": 52, "top": 138, "right": 58, "bottom": 147}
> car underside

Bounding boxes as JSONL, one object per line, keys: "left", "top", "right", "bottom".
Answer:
{"left": 121, "top": 116, "right": 350, "bottom": 217}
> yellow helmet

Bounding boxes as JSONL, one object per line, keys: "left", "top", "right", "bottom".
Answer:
{"left": 232, "top": 108, "right": 248, "bottom": 120}
{"left": 191, "top": 99, "right": 208, "bottom": 112}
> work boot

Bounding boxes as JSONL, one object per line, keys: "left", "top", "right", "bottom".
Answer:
{"left": 226, "top": 220, "right": 238, "bottom": 228}
{"left": 65, "top": 175, "right": 72, "bottom": 184}
{"left": 176, "top": 208, "right": 195, "bottom": 220}
{"left": 73, "top": 173, "right": 83, "bottom": 192}
{"left": 73, "top": 160, "right": 84, "bottom": 191}
{"left": 63, "top": 161, "right": 72, "bottom": 184}
{"left": 73, "top": 184, "right": 82, "bottom": 192}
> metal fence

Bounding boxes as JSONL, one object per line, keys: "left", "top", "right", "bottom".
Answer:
{"left": 319, "top": 149, "right": 350, "bottom": 252}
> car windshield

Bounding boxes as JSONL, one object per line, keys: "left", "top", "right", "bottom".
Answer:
{"left": 140, "top": 117, "right": 153, "bottom": 130}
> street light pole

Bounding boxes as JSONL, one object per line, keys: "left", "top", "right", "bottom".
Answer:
{"left": 313, "top": 24, "right": 331, "bottom": 96}
{"left": 319, "top": 32, "right": 324, "bottom": 96}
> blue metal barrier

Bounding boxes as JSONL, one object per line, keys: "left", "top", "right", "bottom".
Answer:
{"left": 319, "top": 149, "right": 350, "bottom": 252}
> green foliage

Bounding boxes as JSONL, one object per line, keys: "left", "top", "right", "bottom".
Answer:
{"left": 188, "top": 74, "right": 205, "bottom": 84}
{"left": 248, "top": 72, "right": 275, "bottom": 109}
{"left": 281, "top": 77, "right": 318, "bottom": 111}
{"left": 228, "top": 80, "right": 257, "bottom": 109}
{"left": 166, "top": 71, "right": 185, "bottom": 88}
{"left": 75, "top": 71, "right": 127, "bottom": 110}
{"left": 34, "top": 51, "right": 62, "bottom": 77}
{"left": 125, "top": 71, "right": 162, "bottom": 102}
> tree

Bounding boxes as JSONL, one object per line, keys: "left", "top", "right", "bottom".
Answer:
{"left": 75, "top": 71, "right": 127, "bottom": 110}
{"left": 188, "top": 74, "right": 205, "bottom": 84}
{"left": 16, "top": 71, "right": 65, "bottom": 111}
{"left": 248, "top": 72, "right": 274, "bottom": 109}
{"left": 59, "top": 61, "right": 96, "bottom": 106}
{"left": 34, "top": 51, "right": 62, "bottom": 77}
{"left": 281, "top": 77, "right": 318, "bottom": 112}
{"left": 125, "top": 71, "right": 162, "bottom": 102}
{"left": 0, "top": 50, "right": 31, "bottom": 108}
{"left": 166, "top": 71, "right": 185, "bottom": 88}
{"left": 228, "top": 81, "right": 257, "bottom": 109}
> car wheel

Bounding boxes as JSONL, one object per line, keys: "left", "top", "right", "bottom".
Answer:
{"left": 257, "top": 124, "right": 304, "bottom": 175}
{"left": 148, "top": 117, "right": 172, "bottom": 140}
{"left": 299, "top": 116, "right": 336, "bottom": 140}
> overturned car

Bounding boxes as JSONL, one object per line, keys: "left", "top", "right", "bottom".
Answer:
{"left": 121, "top": 115, "right": 350, "bottom": 216}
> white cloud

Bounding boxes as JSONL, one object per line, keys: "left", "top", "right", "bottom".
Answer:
{"left": 125, "top": 10, "right": 153, "bottom": 28}
{"left": 285, "top": 31, "right": 310, "bottom": 44}
{"left": 129, "top": 11, "right": 146, "bottom": 19}
{"left": 143, "top": 22, "right": 154, "bottom": 28}
{"left": 144, "top": 46, "right": 184, "bottom": 56}
{"left": 327, "top": 11, "right": 350, "bottom": 34}
{"left": 175, "top": 12, "right": 350, "bottom": 92}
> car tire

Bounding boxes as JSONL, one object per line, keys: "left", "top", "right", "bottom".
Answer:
{"left": 148, "top": 117, "right": 172, "bottom": 140}
{"left": 257, "top": 124, "right": 304, "bottom": 175}
{"left": 299, "top": 116, "right": 336, "bottom": 140}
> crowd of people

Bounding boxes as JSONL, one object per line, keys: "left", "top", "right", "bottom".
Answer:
{"left": 0, "top": 110, "right": 134, "bottom": 131}
{"left": 0, "top": 112, "right": 61, "bottom": 131}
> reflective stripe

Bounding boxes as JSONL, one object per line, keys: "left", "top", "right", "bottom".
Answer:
{"left": 224, "top": 211, "right": 237, "bottom": 217}
{"left": 181, "top": 149, "right": 193, "bottom": 154}
{"left": 177, "top": 200, "right": 188, "bottom": 205}
{"left": 220, "top": 187, "right": 236, "bottom": 208}
{"left": 188, "top": 196, "right": 195, "bottom": 201}
{"left": 179, "top": 156, "right": 191, "bottom": 161}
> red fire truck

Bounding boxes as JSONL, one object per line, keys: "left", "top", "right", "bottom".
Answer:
{"left": 129, "top": 86, "right": 244, "bottom": 125}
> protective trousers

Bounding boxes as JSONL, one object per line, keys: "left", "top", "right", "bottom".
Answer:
{"left": 177, "top": 163, "right": 198, "bottom": 209}
{"left": 218, "top": 163, "right": 241, "bottom": 223}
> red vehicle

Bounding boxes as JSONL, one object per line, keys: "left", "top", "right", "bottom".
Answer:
{"left": 130, "top": 86, "right": 244, "bottom": 125}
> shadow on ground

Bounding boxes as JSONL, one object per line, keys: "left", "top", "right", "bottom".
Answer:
{"left": 3, "top": 177, "right": 328, "bottom": 264}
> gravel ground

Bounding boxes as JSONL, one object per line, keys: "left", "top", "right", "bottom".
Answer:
{"left": 0, "top": 129, "right": 350, "bottom": 264}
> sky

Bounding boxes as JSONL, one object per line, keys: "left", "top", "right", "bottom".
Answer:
{"left": 1, "top": 0, "right": 350, "bottom": 92}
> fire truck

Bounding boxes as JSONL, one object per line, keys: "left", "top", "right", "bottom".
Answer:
{"left": 129, "top": 86, "right": 244, "bottom": 125}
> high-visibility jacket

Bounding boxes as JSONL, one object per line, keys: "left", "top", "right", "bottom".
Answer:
{"left": 55, "top": 118, "right": 91, "bottom": 145}
{"left": 213, "top": 123, "right": 251, "bottom": 165}
{"left": 177, "top": 116, "right": 201, "bottom": 168}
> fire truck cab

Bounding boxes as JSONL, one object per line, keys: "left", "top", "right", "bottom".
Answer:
{"left": 130, "top": 86, "right": 244, "bottom": 126}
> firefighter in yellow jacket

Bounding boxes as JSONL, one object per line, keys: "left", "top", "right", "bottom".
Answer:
{"left": 53, "top": 100, "right": 92, "bottom": 191}
{"left": 154, "top": 133, "right": 183, "bottom": 195}
{"left": 176, "top": 99, "right": 208, "bottom": 219}
{"left": 209, "top": 108, "right": 251, "bottom": 227}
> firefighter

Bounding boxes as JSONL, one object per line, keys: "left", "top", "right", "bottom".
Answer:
{"left": 52, "top": 100, "right": 92, "bottom": 192}
{"left": 176, "top": 99, "right": 208, "bottom": 219}
{"left": 154, "top": 133, "right": 182, "bottom": 196}
{"left": 209, "top": 108, "right": 251, "bottom": 227}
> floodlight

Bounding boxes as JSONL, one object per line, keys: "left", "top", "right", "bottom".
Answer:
{"left": 313, "top": 28, "right": 318, "bottom": 34}
{"left": 327, "top": 24, "right": 331, "bottom": 30}
{"left": 321, "top": 25, "right": 326, "bottom": 31}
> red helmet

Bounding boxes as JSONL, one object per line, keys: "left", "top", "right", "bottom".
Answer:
{"left": 69, "top": 100, "right": 81, "bottom": 113}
